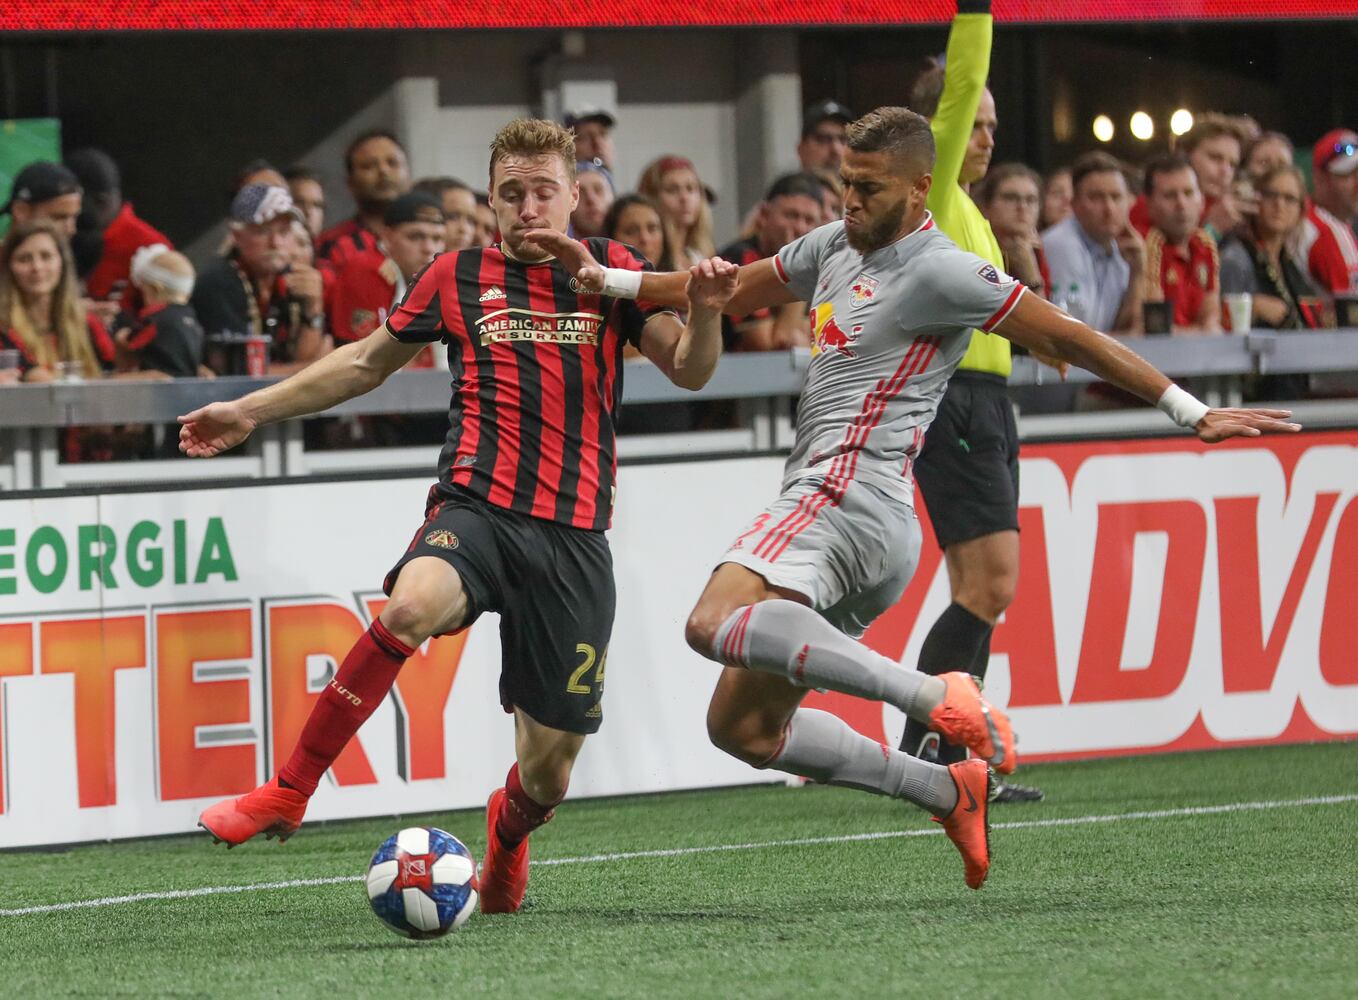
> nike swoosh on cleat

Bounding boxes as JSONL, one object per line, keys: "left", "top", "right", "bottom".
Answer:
{"left": 963, "top": 783, "right": 978, "bottom": 813}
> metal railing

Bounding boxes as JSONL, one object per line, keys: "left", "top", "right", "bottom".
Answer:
{"left": 2, "top": 330, "right": 1356, "bottom": 491}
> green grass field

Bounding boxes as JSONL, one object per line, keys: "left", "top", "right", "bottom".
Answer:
{"left": 3, "top": 742, "right": 1355, "bottom": 999}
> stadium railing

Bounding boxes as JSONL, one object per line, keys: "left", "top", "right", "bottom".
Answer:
{"left": 2, "top": 330, "right": 1356, "bottom": 490}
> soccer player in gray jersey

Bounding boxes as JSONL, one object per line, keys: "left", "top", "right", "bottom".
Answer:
{"left": 529, "top": 108, "right": 1297, "bottom": 890}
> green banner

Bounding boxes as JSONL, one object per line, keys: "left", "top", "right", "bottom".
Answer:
{"left": 0, "top": 118, "right": 62, "bottom": 236}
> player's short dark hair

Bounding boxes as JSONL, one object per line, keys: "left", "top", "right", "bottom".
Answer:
{"left": 1143, "top": 155, "right": 1195, "bottom": 196}
{"left": 344, "top": 130, "right": 407, "bottom": 175}
{"left": 764, "top": 172, "right": 825, "bottom": 204}
{"left": 981, "top": 162, "right": 1042, "bottom": 205}
{"left": 846, "top": 107, "right": 936, "bottom": 171}
{"left": 909, "top": 62, "right": 946, "bottom": 119}
{"left": 413, "top": 176, "right": 472, "bottom": 199}
{"left": 282, "top": 164, "right": 322, "bottom": 185}
{"left": 1070, "top": 151, "right": 1127, "bottom": 194}
{"left": 488, "top": 119, "right": 578, "bottom": 184}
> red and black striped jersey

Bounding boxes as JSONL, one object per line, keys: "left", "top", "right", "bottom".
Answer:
{"left": 316, "top": 217, "right": 383, "bottom": 270}
{"left": 387, "top": 238, "right": 671, "bottom": 531}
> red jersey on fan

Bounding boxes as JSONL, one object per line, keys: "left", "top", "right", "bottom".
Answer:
{"left": 1299, "top": 200, "right": 1358, "bottom": 294}
{"left": 386, "top": 238, "right": 673, "bottom": 531}
{"left": 84, "top": 202, "right": 172, "bottom": 303}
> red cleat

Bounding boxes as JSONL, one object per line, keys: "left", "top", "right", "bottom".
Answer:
{"left": 198, "top": 777, "right": 308, "bottom": 848}
{"left": 937, "top": 758, "right": 994, "bottom": 890}
{"left": 479, "top": 788, "right": 530, "bottom": 914}
{"left": 928, "top": 671, "right": 1018, "bottom": 774}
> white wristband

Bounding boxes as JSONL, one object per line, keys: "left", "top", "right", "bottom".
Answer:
{"left": 600, "top": 267, "right": 643, "bottom": 300}
{"left": 1157, "top": 384, "right": 1210, "bottom": 429}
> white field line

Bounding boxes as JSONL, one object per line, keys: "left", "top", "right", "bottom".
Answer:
{"left": 3, "top": 793, "right": 1354, "bottom": 918}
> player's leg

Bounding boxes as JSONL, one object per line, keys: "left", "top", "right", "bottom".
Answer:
{"left": 200, "top": 494, "right": 498, "bottom": 847}
{"left": 479, "top": 513, "right": 612, "bottom": 912}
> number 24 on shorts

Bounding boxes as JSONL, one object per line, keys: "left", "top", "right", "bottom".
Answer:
{"left": 567, "top": 643, "right": 608, "bottom": 695}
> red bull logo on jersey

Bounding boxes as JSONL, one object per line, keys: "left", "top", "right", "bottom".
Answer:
{"left": 849, "top": 274, "right": 878, "bottom": 308}
{"left": 811, "top": 303, "right": 862, "bottom": 359}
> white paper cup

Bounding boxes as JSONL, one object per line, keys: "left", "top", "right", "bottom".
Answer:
{"left": 1223, "top": 292, "right": 1253, "bottom": 333}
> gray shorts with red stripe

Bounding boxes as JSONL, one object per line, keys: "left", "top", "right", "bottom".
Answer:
{"left": 718, "top": 473, "right": 921, "bottom": 638}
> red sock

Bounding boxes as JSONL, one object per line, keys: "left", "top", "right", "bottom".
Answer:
{"left": 279, "top": 619, "right": 414, "bottom": 796}
{"left": 494, "top": 763, "right": 564, "bottom": 849}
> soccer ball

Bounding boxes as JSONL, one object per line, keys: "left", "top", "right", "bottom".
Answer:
{"left": 365, "top": 826, "right": 478, "bottom": 939}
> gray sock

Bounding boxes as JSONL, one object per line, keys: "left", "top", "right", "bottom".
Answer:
{"left": 767, "top": 708, "right": 958, "bottom": 815}
{"left": 713, "top": 600, "right": 944, "bottom": 721}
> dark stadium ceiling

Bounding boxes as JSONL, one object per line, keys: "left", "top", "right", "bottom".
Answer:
{"left": 4, "top": 0, "right": 1358, "bottom": 31}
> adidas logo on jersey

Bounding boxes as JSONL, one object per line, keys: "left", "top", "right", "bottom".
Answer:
{"left": 479, "top": 286, "right": 506, "bottom": 303}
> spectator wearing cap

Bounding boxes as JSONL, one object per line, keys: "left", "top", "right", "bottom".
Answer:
{"left": 1141, "top": 156, "right": 1221, "bottom": 333}
{"left": 980, "top": 163, "right": 1049, "bottom": 297}
{"left": 571, "top": 162, "right": 615, "bottom": 239}
{"left": 565, "top": 107, "right": 617, "bottom": 171}
{"left": 1299, "top": 128, "right": 1358, "bottom": 295}
{"left": 413, "top": 177, "right": 479, "bottom": 252}
{"left": 1043, "top": 151, "right": 1145, "bottom": 333}
{"left": 637, "top": 156, "right": 715, "bottom": 268}
{"left": 717, "top": 172, "right": 823, "bottom": 351}
{"left": 2, "top": 162, "right": 82, "bottom": 239}
{"left": 316, "top": 130, "right": 411, "bottom": 269}
{"left": 65, "top": 148, "right": 173, "bottom": 321}
{"left": 797, "top": 100, "right": 853, "bottom": 174}
{"left": 327, "top": 191, "right": 446, "bottom": 348}
{"left": 0, "top": 218, "right": 115, "bottom": 382}
{"left": 114, "top": 245, "right": 207, "bottom": 379}
{"left": 1243, "top": 132, "right": 1295, "bottom": 183}
{"left": 284, "top": 166, "right": 327, "bottom": 239}
{"left": 192, "top": 184, "right": 324, "bottom": 374}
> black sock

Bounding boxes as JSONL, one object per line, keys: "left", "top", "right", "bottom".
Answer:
{"left": 900, "top": 602, "right": 991, "bottom": 756}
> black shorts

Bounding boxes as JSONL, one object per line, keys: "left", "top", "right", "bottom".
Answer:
{"left": 914, "top": 371, "right": 1020, "bottom": 549}
{"left": 384, "top": 486, "right": 615, "bottom": 735}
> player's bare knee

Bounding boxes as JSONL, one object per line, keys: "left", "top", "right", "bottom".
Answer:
{"left": 517, "top": 755, "right": 572, "bottom": 805}
{"left": 378, "top": 597, "right": 439, "bottom": 648}
{"left": 706, "top": 704, "right": 780, "bottom": 766}
{"left": 684, "top": 605, "right": 723, "bottom": 658}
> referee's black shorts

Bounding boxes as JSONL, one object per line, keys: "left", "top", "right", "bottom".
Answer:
{"left": 384, "top": 485, "right": 615, "bottom": 735}
{"left": 914, "top": 371, "right": 1020, "bottom": 549}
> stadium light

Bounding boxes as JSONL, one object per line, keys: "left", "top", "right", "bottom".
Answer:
{"left": 1170, "top": 108, "right": 1195, "bottom": 136}
{"left": 1130, "top": 111, "right": 1155, "bottom": 141}
{"left": 1093, "top": 115, "right": 1115, "bottom": 143}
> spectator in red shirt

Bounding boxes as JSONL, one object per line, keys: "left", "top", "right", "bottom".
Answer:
{"left": 413, "top": 177, "right": 479, "bottom": 252}
{"left": 1041, "top": 165, "right": 1073, "bottom": 229}
{"left": 1142, "top": 155, "right": 1221, "bottom": 333}
{"left": 1131, "top": 115, "right": 1250, "bottom": 242}
{"left": 65, "top": 148, "right": 173, "bottom": 322}
{"left": 980, "top": 162, "right": 1049, "bottom": 297}
{"left": 796, "top": 100, "right": 853, "bottom": 174}
{"left": 284, "top": 166, "right": 327, "bottom": 239}
{"left": 327, "top": 191, "right": 446, "bottom": 347}
{"left": 1300, "top": 128, "right": 1358, "bottom": 295}
{"left": 564, "top": 107, "right": 617, "bottom": 171}
{"left": 316, "top": 130, "right": 411, "bottom": 268}
{"left": 716, "top": 172, "right": 822, "bottom": 351}
{"left": 0, "top": 219, "right": 113, "bottom": 381}
{"left": 2, "top": 162, "right": 82, "bottom": 239}
{"left": 571, "top": 162, "right": 615, "bottom": 239}
{"left": 1243, "top": 132, "right": 1295, "bottom": 183}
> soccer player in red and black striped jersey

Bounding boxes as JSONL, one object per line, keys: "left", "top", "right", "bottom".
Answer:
{"left": 180, "top": 119, "right": 737, "bottom": 912}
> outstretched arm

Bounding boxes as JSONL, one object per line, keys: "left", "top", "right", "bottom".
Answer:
{"left": 994, "top": 292, "right": 1300, "bottom": 442}
{"left": 930, "top": 2, "right": 993, "bottom": 195}
{"left": 178, "top": 326, "right": 424, "bottom": 457}
{"left": 638, "top": 258, "right": 739, "bottom": 390}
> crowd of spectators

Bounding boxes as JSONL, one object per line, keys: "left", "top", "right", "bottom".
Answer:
{"left": 3, "top": 93, "right": 1358, "bottom": 444}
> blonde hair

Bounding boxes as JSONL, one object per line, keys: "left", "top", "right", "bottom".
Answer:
{"left": 134, "top": 248, "right": 196, "bottom": 304}
{"left": 488, "top": 118, "right": 578, "bottom": 183}
{"left": 0, "top": 219, "right": 101, "bottom": 377}
{"left": 637, "top": 156, "right": 715, "bottom": 266}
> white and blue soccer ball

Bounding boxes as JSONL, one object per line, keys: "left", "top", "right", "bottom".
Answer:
{"left": 365, "top": 826, "right": 478, "bottom": 939}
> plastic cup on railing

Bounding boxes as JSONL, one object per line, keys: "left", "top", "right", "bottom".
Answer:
{"left": 1222, "top": 293, "right": 1252, "bottom": 334}
{"left": 55, "top": 361, "right": 85, "bottom": 383}
{"left": 0, "top": 348, "right": 20, "bottom": 384}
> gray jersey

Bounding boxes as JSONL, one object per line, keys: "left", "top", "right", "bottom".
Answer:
{"left": 775, "top": 214, "right": 1026, "bottom": 505}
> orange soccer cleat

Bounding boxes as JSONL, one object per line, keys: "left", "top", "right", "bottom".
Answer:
{"left": 937, "top": 758, "right": 994, "bottom": 890}
{"left": 198, "top": 777, "right": 309, "bottom": 848}
{"left": 928, "top": 671, "right": 1017, "bottom": 774}
{"left": 478, "top": 788, "right": 531, "bottom": 914}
